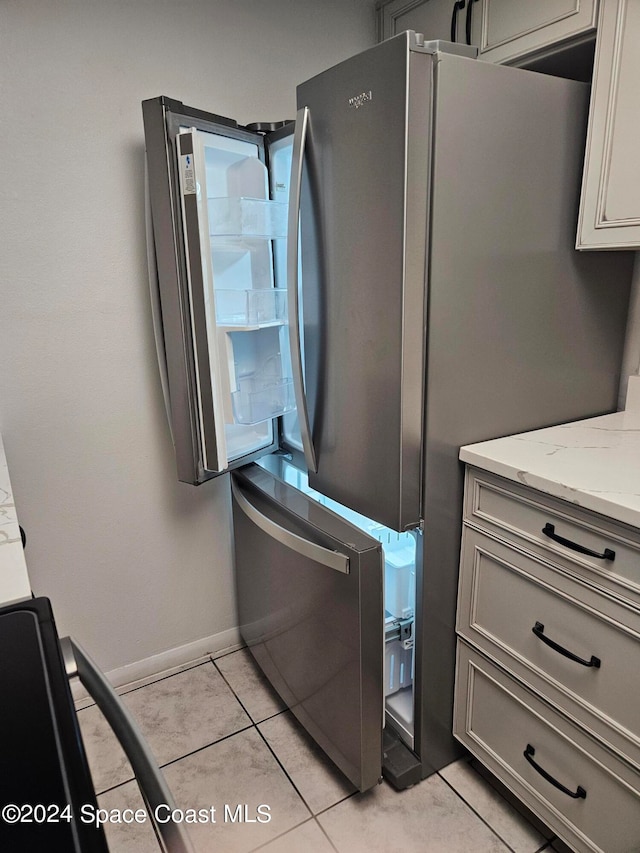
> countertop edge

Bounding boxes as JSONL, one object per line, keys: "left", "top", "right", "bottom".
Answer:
{"left": 0, "top": 434, "right": 32, "bottom": 605}
{"left": 459, "top": 377, "right": 640, "bottom": 530}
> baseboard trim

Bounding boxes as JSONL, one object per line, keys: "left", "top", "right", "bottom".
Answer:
{"left": 71, "top": 627, "right": 243, "bottom": 707}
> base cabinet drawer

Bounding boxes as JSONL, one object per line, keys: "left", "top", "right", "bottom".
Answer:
{"left": 464, "top": 468, "right": 640, "bottom": 610}
{"left": 457, "top": 527, "right": 640, "bottom": 768}
{"left": 454, "top": 642, "right": 640, "bottom": 853}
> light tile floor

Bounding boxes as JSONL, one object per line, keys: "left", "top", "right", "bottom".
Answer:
{"left": 77, "top": 648, "right": 565, "bottom": 853}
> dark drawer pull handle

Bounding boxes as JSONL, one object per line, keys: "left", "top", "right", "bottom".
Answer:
{"left": 450, "top": 0, "right": 466, "bottom": 42}
{"left": 465, "top": 0, "right": 479, "bottom": 45}
{"left": 532, "top": 622, "right": 601, "bottom": 668}
{"left": 542, "top": 523, "right": 615, "bottom": 561}
{"left": 524, "top": 744, "right": 586, "bottom": 800}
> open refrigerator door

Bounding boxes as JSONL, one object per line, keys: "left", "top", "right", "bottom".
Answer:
{"left": 175, "top": 127, "right": 294, "bottom": 472}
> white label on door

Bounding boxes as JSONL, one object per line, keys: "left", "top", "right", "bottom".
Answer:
{"left": 181, "top": 154, "right": 196, "bottom": 195}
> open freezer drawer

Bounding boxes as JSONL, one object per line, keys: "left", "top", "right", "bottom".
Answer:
{"left": 231, "top": 463, "right": 384, "bottom": 792}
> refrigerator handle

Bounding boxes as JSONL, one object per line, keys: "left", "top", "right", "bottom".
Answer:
{"left": 287, "top": 106, "right": 318, "bottom": 474}
{"left": 232, "top": 478, "right": 350, "bottom": 574}
{"left": 145, "top": 157, "right": 173, "bottom": 443}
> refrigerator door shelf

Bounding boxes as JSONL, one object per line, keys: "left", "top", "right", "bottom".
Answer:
{"left": 381, "top": 533, "right": 417, "bottom": 620}
{"left": 215, "top": 288, "right": 288, "bottom": 327}
{"left": 219, "top": 325, "right": 293, "bottom": 426}
{"left": 386, "top": 687, "right": 415, "bottom": 747}
{"left": 226, "top": 423, "right": 272, "bottom": 462}
{"left": 385, "top": 639, "right": 414, "bottom": 697}
{"left": 208, "top": 197, "right": 288, "bottom": 239}
{"left": 177, "top": 126, "right": 293, "bottom": 472}
{"left": 231, "top": 378, "right": 295, "bottom": 425}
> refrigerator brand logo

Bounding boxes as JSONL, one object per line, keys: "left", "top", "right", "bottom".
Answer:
{"left": 348, "top": 90, "right": 372, "bottom": 110}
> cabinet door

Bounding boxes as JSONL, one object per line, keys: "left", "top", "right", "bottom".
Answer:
{"left": 378, "top": 0, "right": 465, "bottom": 43}
{"left": 577, "top": 0, "right": 640, "bottom": 249}
{"left": 478, "top": 0, "right": 598, "bottom": 65}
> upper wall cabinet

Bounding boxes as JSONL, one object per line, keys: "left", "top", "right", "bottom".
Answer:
{"left": 477, "top": 0, "right": 598, "bottom": 65}
{"left": 377, "top": 0, "right": 481, "bottom": 45}
{"left": 377, "top": 1, "right": 596, "bottom": 59}
{"left": 577, "top": 0, "right": 640, "bottom": 249}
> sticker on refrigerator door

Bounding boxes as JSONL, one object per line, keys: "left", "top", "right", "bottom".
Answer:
{"left": 181, "top": 154, "right": 196, "bottom": 195}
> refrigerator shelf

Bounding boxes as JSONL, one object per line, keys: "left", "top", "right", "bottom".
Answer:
{"left": 232, "top": 377, "right": 295, "bottom": 425}
{"left": 385, "top": 639, "right": 413, "bottom": 697}
{"left": 208, "top": 197, "right": 288, "bottom": 239}
{"left": 215, "top": 288, "right": 287, "bottom": 327}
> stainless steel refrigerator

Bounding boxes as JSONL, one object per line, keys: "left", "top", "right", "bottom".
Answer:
{"left": 142, "top": 32, "right": 632, "bottom": 793}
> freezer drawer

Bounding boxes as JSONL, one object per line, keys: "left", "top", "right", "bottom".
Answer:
{"left": 231, "top": 464, "right": 384, "bottom": 792}
{"left": 454, "top": 642, "right": 640, "bottom": 853}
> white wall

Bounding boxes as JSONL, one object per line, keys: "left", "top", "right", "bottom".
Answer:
{"left": 620, "top": 254, "right": 640, "bottom": 408}
{"left": 0, "top": 0, "right": 376, "bottom": 675}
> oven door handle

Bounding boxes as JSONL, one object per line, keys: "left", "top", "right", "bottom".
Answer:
{"left": 61, "top": 637, "right": 195, "bottom": 853}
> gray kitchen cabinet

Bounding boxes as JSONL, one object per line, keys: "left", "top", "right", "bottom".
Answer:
{"left": 476, "top": 0, "right": 598, "bottom": 65}
{"left": 377, "top": 0, "right": 597, "bottom": 64}
{"left": 454, "top": 466, "right": 640, "bottom": 853}
{"left": 377, "top": 0, "right": 480, "bottom": 45}
{"left": 577, "top": 0, "right": 640, "bottom": 249}
{"left": 456, "top": 643, "right": 640, "bottom": 853}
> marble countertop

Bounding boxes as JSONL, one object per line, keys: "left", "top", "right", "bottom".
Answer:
{"left": 0, "top": 434, "right": 31, "bottom": 605}
{"left": 460, "top": 377, "right": 640, "bottom": 530}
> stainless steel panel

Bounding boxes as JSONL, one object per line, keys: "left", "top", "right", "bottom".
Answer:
{"left": 415, "top": 56, "right": 632, "bottom": 771}
{"left": 297, "top": 32, "right": 431, "bottom": 532}
{"left": 232, "top": 464, "right": 383, "bottom": 792}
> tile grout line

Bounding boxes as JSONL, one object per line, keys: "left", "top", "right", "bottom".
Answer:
{"left": 437, "top": 771, "right": 520, "bottom": 853}
{"left": 247, "top": 817, "right": 314, "bottom": 852}
{"left": 248, "top": 701, "right": 358, "bottom": 840}
{"left": 247, "top": 815, "right": 341, "bottom": 853}
{"left": 312, "top": 814, "right": 341, "bottom": 853}
{"left": 248, "top": 725, "right": 342, "bottom": 852}
{"left": 210, "top": 653, "right": 290, "bottom": 728}
{"left": 313, "top": 790, "right": 359, "bottom": 818}
{"left": 94, "top": 722, "right": 257, "bottom": 798}
{"left": 212, "top": 653, "right": 339, "bottom": 846}
{"left": 252, "top": 719, "right": 315, "bottom": 819}
{"left": 216, "top": 649, "right": 351, "bottom": 853}
{"left": 90, "top": 655, "right": 258, "bottom": 797}
{"left": 87, "top": 648, "right": 338, "bottom": 853}
{"left": 211, "top": 655, "right": 271, "bottom": 724}
{"left": 95, "top": 648, "right": 343, "bottom": 853}
{"left": 209, "top": 645, "right": 247, "bottom": 663}
{"left": 76, "top": 657, "right": 215, "bottom": 711}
